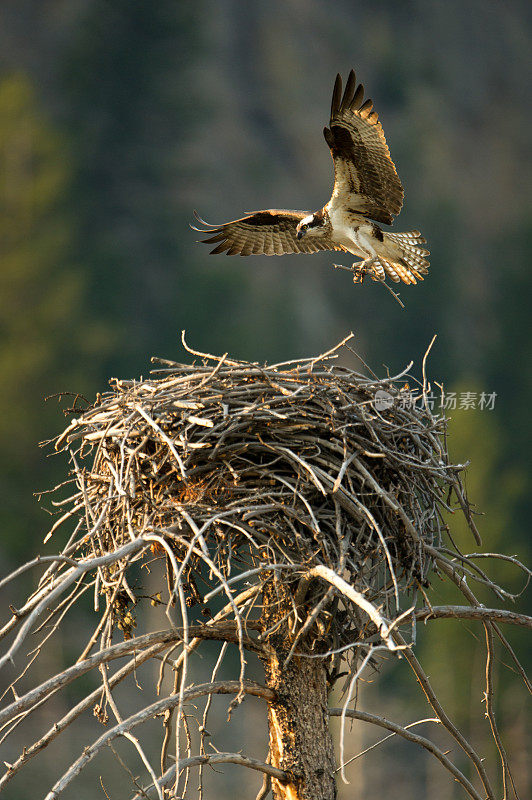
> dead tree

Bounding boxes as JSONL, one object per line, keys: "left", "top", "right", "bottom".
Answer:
{"left": 0, "top": 334, "right": 529, "bottom": 799}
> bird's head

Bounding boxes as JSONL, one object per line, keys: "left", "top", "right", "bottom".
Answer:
{"left": 296, "top": 210, "right": 326, "bottom": 240}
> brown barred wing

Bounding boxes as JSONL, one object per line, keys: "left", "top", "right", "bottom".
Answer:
{"left": 324, "top": 70, "right": 404, "bottom": 225}
{"left": 193, "top": 210, "right": 345, "bottom": 256}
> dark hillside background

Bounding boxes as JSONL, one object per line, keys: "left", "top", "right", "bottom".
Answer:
{"left": 0, "top": 1, "right": 530, "bottom": 797}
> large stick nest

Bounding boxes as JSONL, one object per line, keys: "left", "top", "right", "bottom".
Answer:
{"left": 49, "top": 335, "right": 473, "bottom": 653}
{"left": 4, "top": 336, "right": 526, "bottom": 800}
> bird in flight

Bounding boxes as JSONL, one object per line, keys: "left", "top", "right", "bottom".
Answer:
{"left": 194, "top": 69, "right": 429, "bottom": 285}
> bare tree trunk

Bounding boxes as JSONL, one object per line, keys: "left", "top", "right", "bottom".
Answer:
{"left": 261, "top": 576, "right": 337, "bottom": 800}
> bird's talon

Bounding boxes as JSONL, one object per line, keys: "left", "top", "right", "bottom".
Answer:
{"left": 351, "top": 261, "right": 373, "bottom": 283}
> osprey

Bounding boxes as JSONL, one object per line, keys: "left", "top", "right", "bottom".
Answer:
{"left": 194, "top": 69, "right": 429, "bottom": 285}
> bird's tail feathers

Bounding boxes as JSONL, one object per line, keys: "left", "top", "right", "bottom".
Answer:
{"left": 381, "top": 231, "right": 430, "bottom": 284}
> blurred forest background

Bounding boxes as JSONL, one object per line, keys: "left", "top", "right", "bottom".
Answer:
{"left": 0, "top": 1, "right": 530, "bottom": 798}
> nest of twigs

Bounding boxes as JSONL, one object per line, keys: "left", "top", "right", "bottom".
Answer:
{"left": 48, "top": 334, "right": 473, "bottom": 655}
{"left": 3, "top": 335, "right": 527, "bottom": 800}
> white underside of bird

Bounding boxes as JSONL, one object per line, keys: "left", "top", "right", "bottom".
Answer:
{"left": 325, "top": 202, "right": 429, "bottom": 284}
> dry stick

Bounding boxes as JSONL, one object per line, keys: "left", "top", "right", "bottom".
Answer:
{"left": 255, "top": 771, "right": 272, "bottom": 800}
{"left": 104, "top": 743, "right": 144, "bottom": 798}
{"left": 0, "top": 539, "right": 148, "bottom": 670}
{"left": 431, "top": 546, "right": 531, "bottom": 694}
{"left": 297, "top": 456, "right": 416, "bottom": 604}
{"left": 302, "top": 566, "right": 404, "bottom": 652}
{"left": 160, "top": 585, "right": 262, "bottom": 785}
{"left": 171, "top": 550, "right": 190, "bottom": 796}
{"left": 283, "top": 585, "right": 336, "bottom": 667}
{"left": 36, "top": 519, "right": 84, "bottom": 588}
{"left": 42, "top": 501, "right": 85, "bottom": 544}
{"left": 274, "top": 472, "right": 322, "bottom": 533}
{"left": 0, "top": 554, "right": 79, "bottom": 590}
{"left": 195, "top": 351, "right": 230, "bottom": 390}
{"left": 377, "top": 278, "right": 406, "bottom": 308}
{"left": 329, "top": 708, "right": 483, "bottom": 800}
{"left": 434, "top": 547, "right": 527, "bottom": 597}
{"left": 198, "top": 641, "right": 228, "bottom": 797}
{"left": 1, "top": 591, "right": 261, "bottom": 791}
{"left": 32, "top": 575, "right": 89, "bottom": 639}
{"left": 350, "top": 493, "right": 400, "bottom": 608}
{"left": 168, "top": 517, "right": 249, "bottom": 691}
{"left": 490, "top": 623, "right": 532, "bottom": 694}
{"left": 130, "top": 753, "right": 288, "bottom": 800}
{"left": 421, "top": 334, "right": 437, "bottom": 417}
{"left": 0, "top": 580, "right": 95, "bottom": 742}
{"left": 392, "top": 629, "right": 496, "bottom": 800}
{"left": 0, "top": 623, "right": 256, "bottom": 748}
{"left": 203, "top": 563, "right": 300, "bottom": 603}
{"left": 0, "top": 642, "right": 168, "bottom": 791}
{"left": 269, "top": 444, "right": 328, "bottom": 495}
{"left": 351, "top": 457, "right": 420, "bottom": 542}
{"left": 160, "top": 669, "right": 178, "bottom": 782}
{"left": 336, "top": 715, "right": 438, "bottom": 768}
{"left": 0, "top": 569, "right": 75, "bottom": 643}
{"left": 338, "top": 646, "right": 389, "bottom": 785}
{"left": 463, "top": 552, "right": 531, "bottom": 576}
{"left": 306, "top": 330, "right": 355, "bottom": 368}
{"left": 428, "top": 546, "right": 516, "bottom": 601}
{"left": 180, "top": 329, "right": 242, "bottom": 367}
{"left": 133, "top": 404, "right": 186, "bottom": 478}
{"left": 99, "top": 646, "right": 164, "bottom": 800}
{"left": 332, "top": 263, "right": 406, "bottom": 308}
{"left": 155, "top": 525, "right": 203, "bottom": 790}
{"left": 483, "top": 624, "right": 517, "bottom": 800}
{"left": 43, "top": 681, "right": 275, "bottom": 800}
{"left": 77, "top": 571, "right": 126, "bottom": 663}
{"left": 450, "top": 477, "right": 482, "bottom": 545}
{"left": 0, "top": 629, "right": 184, "bottom": 728}
{"left": 2, "top": 616, "right": 262, "bottom": 730}
{"left": 170, "top": 586, "right": 262, "bottom": 677}
{"left": 430, "top": 549, "right": 520, "bottom": 797}
{"left": 415, "top": 605, "right": 532, "bottom": 629}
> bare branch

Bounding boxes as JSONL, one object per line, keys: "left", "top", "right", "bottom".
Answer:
{"left": 44, "top": 681, "right": 274, "bottom": 799}
{"left": 131, "top": 752, "right": 289, "bottom": 800}
{"left": 416, "top": 605, "right": 532, "bottom": 629}
{"left": 0, "top": 554, "right": 79, "bottom": 591}
{"left": 302, "top": 565, "right": 406, "bottom": 651}
{"left": 392, "top": 629, "right": 496, "bottom": 800}
{"left": 482, "top": 624, "right": 517, "bottom": 799}
{"left": 329, "top": 708, "right": 483, "bottom": 800}
{"left": 0, "top": 539, "right": 148, "bottom": 670}
{"left": 0, "top": 590, "right": 261, "bottom": 790}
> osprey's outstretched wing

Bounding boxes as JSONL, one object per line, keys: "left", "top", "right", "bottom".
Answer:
{"left": 324, "top": 70, "right": 404, "bottom": 225}
{"left": 194, "top": 210, "right": 346, "bottom": 256}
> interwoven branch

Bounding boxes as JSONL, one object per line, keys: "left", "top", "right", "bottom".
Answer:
{"left": 0, "top": 335, "right": 527, "bottom": 799}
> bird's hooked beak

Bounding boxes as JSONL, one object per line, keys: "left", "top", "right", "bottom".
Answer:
{"left": 296, "top": 227, "right": 306, "bottom": 240}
